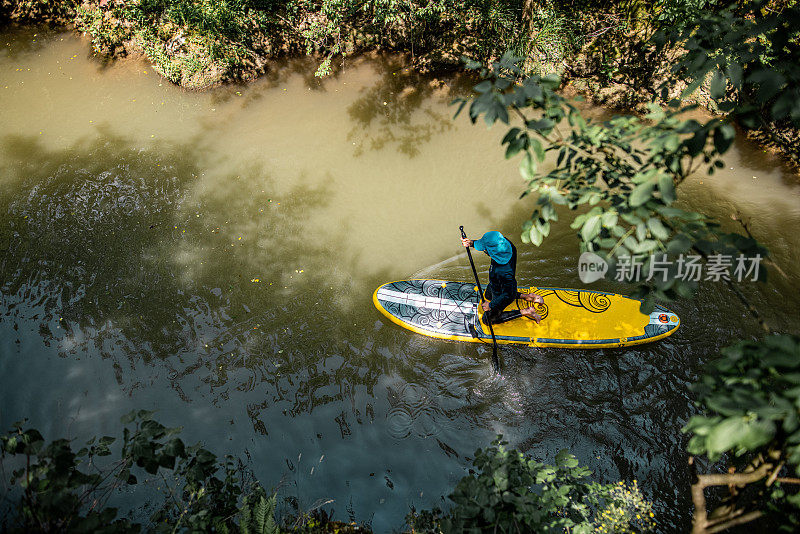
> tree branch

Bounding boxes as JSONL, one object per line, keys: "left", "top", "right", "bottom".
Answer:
{"left": 690, "top": 457, "right": 773, "bottom": 534}
{"left": 706, "top": 511, "right": 764, "bottom": 534}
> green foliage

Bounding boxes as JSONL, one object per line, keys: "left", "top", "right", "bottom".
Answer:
{"left": 75, "top": 4, "right": 131, "bottom": 57}
{"left": 520, "top": 3, "right": 575, "bottom": 76}
{"left": 70, "top": 0, "right": 281, "bottom": 87}
{"left": 240, "top": 488, "right": 280, "bottom": 534}
{"left": 412, "top": 436, "right": 655, "bottom": 533}
{"left": 299, "top": 0, "right": 526, "bottom": 76}
{"left": 455, "top": 53, "right": 766, "bottom": 312}
{"left": 1, "top": 424, "right": 139, "bottom": 533}
{"left": 684, "top": 335, "right": 800, "bottom": 465}
{"left": 0, "top": 0, "right": 78, "bottom": 23}
{"left": 668, "top": 0, "right": 800, "bottom": 128}
{"left": 17, "top": 0, "right": 533, "bottom": 83}
{"left": 0, "top": 411, "right": 279, "bottom": 533}
{"left": 682, "top": 335, "right": 800, "bottom": 529}
{"left": 652, "top": 0, "right": 716, "bottom": 27}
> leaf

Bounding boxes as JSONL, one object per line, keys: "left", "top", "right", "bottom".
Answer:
{"left": 535, "top": 219, "right": 551, "bottom": 238}
{"left": 570, "top": 213, "right": 588, "bottom": 230}
{"left": 501, "top": 127, "right": 521, "bottom": 145}
{"left": 772, "top": 91, "right": 799, "bottom": 122}
{"left": 452, "top": 98, "right": 468, "bottom": 119}
{"left": 658, "top": 174, "right": 676, "bottom": 204}
{"left": 495, "top": 101, "right": 509, "bottom": 124}
{"left": 629, "top": 182, "right": 655, "bottom": 207}
{"left": 637, "top": 294, "right": 655, "bottom": 315}
{"left": 554, "top": 449, "right": 571, "bottom": 465}
{"left": 737, "top": 420, "right": 776, "bottom": 452}
{"left": 519, "top": 152, "right": 536, "bottom": 180}
{"left": 121, "top": 410, "right": 137, "bottom": 424}
{"left": 164, "top": 438, "right": 185, "bottom": 458}
{"left": 634, "top": 239, "right": 657, "bottom": 254}
{"left": 541, "top": 73, "right": 561, "bottom": 89}
{"left": 709, "top": 69, "right": 727, "bottom": 100}
{"left": 706, "top": 417, "right": 747, "bottom": 457}
{"left": 684, "top": 128, "right": 708, "bottom": 156}
{"left": 601, "top": 211, "right": 618, "bottom": 228}
{"left": 505, "top": 136, "right": 525, "bottom": 159}
{"left": 263, "top": 494, "right": 279, "bottom": 534}
{"left": 523, "top": 80, "right": 543, "bottom": 102}
{"left": 526, "top": 118, "right": 555, "bottom": 132}
{"left": 529, "top": 226, "right": 543, "bottom": 246}
{"left": 646, "top": 218, "right": 670, "bottom": 240}
{"left": 748, "top": 68, "right": 786, "bottom": 103}
{"left": 620, "top": 212, "right": 643, "bottom": 226}
{"left": 722, "top": 60, "right": 742, "bottom": 86}
{"left": 666, "top": 233, "right": 692, "bottom": 254}
{"left": 713, "top": 124, "right": 736, "bottom": 154}
{"left": 531, "top": 137, "right": 545, "bottom": 163}
{"left": 474, "top": 80, "right": 493, "bottom": 93}
{"left": 137, "top": 409, "right": 156, "bottom": 420}
{"left": 581, "top": 215, "right": 601, "bottom": 242}
{"left": 568, "top": 108, "right": 587, "bottom": 130}
{"left": 636, "top": 222, "right": 646, "bottom": 242}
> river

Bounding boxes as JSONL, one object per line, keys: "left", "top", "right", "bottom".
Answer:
{"left": 1, "top": 28, "right": 799, "bottom": 531}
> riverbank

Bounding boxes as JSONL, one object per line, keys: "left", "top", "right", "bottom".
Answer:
{"left": 1, "top": 0, "right": 517, "bottom": 87}
{"left": 4, "top": 0, "right": 797, "bottom": 171}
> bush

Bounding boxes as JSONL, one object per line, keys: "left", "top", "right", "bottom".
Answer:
{"left": 409, "top": 436, "right": 655, "bottom": 533}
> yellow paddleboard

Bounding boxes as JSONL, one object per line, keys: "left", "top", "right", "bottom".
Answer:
{"left": 373, "top": 279, "right": 680, "bottom": 349}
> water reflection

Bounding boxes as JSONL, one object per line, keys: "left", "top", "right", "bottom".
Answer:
{"left": 346, "top": 56, "right": 456, "bottom": 157}
{"left": 0, "top": 132, "right": 390, "bottom": 426}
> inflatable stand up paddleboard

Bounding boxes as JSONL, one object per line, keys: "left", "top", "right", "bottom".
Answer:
{"left": 373, "top": 279, "right": 679, "bottom": 348}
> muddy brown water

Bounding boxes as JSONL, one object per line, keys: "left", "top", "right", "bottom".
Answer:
{"left": 1, "top": 29, "right": 799, "bottom": 531}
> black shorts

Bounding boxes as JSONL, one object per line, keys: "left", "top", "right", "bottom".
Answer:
{"left": 482, "top": 287, "right": 523, "bottom": 325}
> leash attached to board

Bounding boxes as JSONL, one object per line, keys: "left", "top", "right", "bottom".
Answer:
{"left": 460, "top": 226, "right": 500, "bottom": 373}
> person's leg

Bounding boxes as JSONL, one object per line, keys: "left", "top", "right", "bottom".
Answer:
{"left": 485, "top": 309, "right": 523, "bottom": 324}
{"left": 481, "top": 293, "right": 517, "bottom": 325}
{"left": 520, "top": 291, "right": 544, "bottom": 305}
{"left": 519, "top": 306, "right": 542, "bottom": 324}
{"left": 482, "top": 296, "right": 543, "bottom": 325}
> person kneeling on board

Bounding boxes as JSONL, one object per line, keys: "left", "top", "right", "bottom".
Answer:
{"left": 461, "top": 231, "right": 543, "bottom": 325}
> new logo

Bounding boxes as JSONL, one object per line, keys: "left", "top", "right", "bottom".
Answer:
{"left": 578, "top": 252, "right": 608, "bottom": 284}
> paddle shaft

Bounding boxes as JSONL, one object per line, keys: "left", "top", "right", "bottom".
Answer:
{"left": 460, "top": 226, "right": 500, "bottom": 373}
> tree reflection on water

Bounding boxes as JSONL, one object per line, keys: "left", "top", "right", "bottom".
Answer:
{"left": 0, "top": 132, "right": 390, "bottom": 432}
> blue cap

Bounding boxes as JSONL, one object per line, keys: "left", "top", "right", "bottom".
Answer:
{"left": 473, "top": 231, "right": 512, "bottom": 264}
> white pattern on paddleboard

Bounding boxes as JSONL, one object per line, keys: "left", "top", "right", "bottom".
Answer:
{"left": 376, "top": 288, "right": 477, "bottom": 314}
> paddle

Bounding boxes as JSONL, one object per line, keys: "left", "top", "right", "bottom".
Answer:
{"left": 460, "top": 226, "right": 500, "bottom": 373}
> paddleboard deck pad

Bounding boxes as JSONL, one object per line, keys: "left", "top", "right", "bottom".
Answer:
{"left": 373, "top": 279, "right": 679, "bottom": 348}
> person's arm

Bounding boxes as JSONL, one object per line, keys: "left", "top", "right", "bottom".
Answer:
{"left": 461, "top": 238, "right": 473, "bottom": 248}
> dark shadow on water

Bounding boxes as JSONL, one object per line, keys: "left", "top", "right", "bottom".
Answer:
{"left": 0, "top": 131, "right": 398, "bottom": 429}
{"left": 344, "top": 55, "right": 467, "bottom": 158}
{"left": 0, "top": 25, "right": 64, "bottom": 60}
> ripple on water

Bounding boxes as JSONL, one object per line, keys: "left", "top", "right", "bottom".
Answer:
{"left": 386, "top": 382, "right": 443, "bottom": 439}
